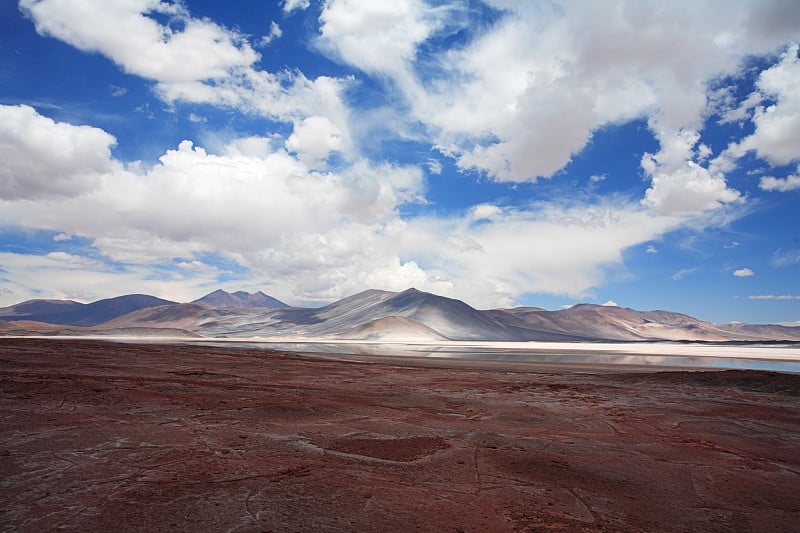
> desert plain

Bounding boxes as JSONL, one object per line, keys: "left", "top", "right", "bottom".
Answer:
{"left": 1, "top": 337, "right": 800, "bottom": 532}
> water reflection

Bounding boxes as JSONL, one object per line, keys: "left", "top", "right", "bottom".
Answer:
{"left": 195, "top": 341, "right": 800, "bottom": 373}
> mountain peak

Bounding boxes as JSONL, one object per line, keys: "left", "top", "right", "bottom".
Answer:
{"left": 401, "top": 287, "right": 422, "bottom": 294}
{"left": 206, "top": 289, "right": 229, "bottom": 296}
{"left": 192, "top": 289, "right": 288, "bottom": 309}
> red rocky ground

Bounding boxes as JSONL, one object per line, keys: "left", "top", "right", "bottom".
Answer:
{"left": 1, "top": 338, "right": 799, "bottom": 532}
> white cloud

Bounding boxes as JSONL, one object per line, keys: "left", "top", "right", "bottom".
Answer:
{"left": 716, "top": 89, "right": 763, "bottom": 125}
{"left": 468, "top": 204, "right": 502, "bottom": 221}
{"left": 224, "top": 136, "right": 275, "bottom": 159}
{"left": 318, "top": 0, "right": 444, "bottom": 81}
{"left": 748, "top": 294, "right": 800, "bottom": 300}
{"left": 53, "top": 233, "right": 73, "bottom": 242}
{"left": 427, "top": 159, "right": 443, "bottom": 175}
{"left": 642, "top": 159, "right": 741, "bottom": 215}
{"left": 725, "top": 44, "right": 800, "bottom": 166}
{"left": 45, "top": 251, "right": 106, "bottom": 269}
{"left": 0, "top": 106, "right": 429, "bottom": 306}
{"left": 283, "top": 0, "right": 310, "bottom": 13}
{"left": 20, "top": 0, "right": 256, "bottom": 83}
{"left": 760, "top": 166, "right": 800, "bottom": 192}
{"left": 397, "top": 201, "right": 682, "bottom": 307}
{"left": 646, "top": 245, "right": 658, "bottom": 253}
{"left": 601, "top": 300, "right": 618, "bottom": 307}
{"left": 259, "top": 21, "right": 283, "bottom": 46}
{"left": 641, "top": 129, "right": 741, "bottom": 215}
{"left": 285, "top": 115, "right": 347, "bottom": 168}
{"left": 733, "top": 268, "right": 755, "bottom": 277}
{"left": 0, "top": 104, "right": 118, "bottom": 199}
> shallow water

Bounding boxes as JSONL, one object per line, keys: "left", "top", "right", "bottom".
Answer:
{"left": 195, "top": 340, "right": 800, "bottom": 373}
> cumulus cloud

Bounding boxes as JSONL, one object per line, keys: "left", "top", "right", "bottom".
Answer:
{"left": 19, "top": 0, "right": 353, "bottom": 158}
{"left": 641, "top": 159, "right": 741, "bottom": 215}
{"left": 20, "top": 0, "right": 256, "bottom": 84}
{"left": 646, "top": 245, "right": 658, "bottom": 253}
{"left": 641, "top": 128, "right": 741, "bottom": 215}
{"left": 733, "top": 268, "right": 755, "bottom": 277}
{"left": 0, "top": 106, "right": 429, "bottom": 305}
{"left": 315, "top": 0, "right": 795, "bottom": 231}
{"left": 285, "top": 115, "right": 347, "bottom": 168}
{"left": 601, "top": 300, "right": 618, "bottom": 307}
{"left": 283, "top": 0, "right": 310, "bottom": 13}
{"left": 0, "top": 104, "right": 118, "bottom": 199}
{"left": 725, "top": 44, "right": 800, "bottom": 166}
{"left": 318, "top": 0, "right": 445, "bottom": 81}
{"left": 468, "top": 204, "right": 503, "bottom": 221}
{"left": 316, "top": 1, "right": 800, "bottom": 183}
{"left": 760, "top": 165, "right": 800, "bottom": 191}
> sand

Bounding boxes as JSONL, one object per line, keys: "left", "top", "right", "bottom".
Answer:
{"left": 1, "top": 337, "right": 799, "bottom": 532}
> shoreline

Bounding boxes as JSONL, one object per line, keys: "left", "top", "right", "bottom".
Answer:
{"left": 3, "top": 334, "right": 800, "bottom": 356}
{"left": 3, "top": 334, "right": 800, "bottom": 373}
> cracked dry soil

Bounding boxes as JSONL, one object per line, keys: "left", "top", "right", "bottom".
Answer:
{"left": 1, "top": 338, "right": 799, "bottom": 532}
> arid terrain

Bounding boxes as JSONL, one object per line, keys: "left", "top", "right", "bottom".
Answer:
{"left": 1, "top": 338, "right": 799, "bottom": 532}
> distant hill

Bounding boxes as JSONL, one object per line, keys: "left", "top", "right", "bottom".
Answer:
{"left": 0, "top": 299, "right": 85, "bottom": 320}
{"left": 0, "top": 294, "right": 176, "bottom": 326}
{"left": 192, "top": 289, "right": 288, "bottom": 309}
{"left": 497, "top": 304, "right": 725, "bottom": 342}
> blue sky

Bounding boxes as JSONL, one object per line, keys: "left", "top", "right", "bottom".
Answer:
{"left": 1, "top": 0, "right": 799, "bottom": 324}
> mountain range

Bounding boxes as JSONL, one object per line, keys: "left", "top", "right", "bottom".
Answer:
{"left": 1, "top": 288, "right": 798, "bottom": 342}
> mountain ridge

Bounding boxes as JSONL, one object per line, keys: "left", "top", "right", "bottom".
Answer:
{"left": 1, "top": 288, "right": 799, "bottom": 342}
